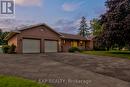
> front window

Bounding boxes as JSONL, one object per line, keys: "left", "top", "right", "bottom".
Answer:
{"left": 80, "top": 41, "right": 85, "bottom": 46}
{"left": 71, "top": 41, "right": 78, "bottom": 47}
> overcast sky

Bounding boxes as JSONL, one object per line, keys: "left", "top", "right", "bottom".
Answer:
{"left": 0, "top": 0, "right": 106, "bottom": 34}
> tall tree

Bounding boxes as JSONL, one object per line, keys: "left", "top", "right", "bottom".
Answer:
{"left": 79, "top": 17, "right": 90, "bottom": 37}
{"left": 98, "top": 0, "right": 130, "bottom": 50}
{"left": 90, "top": 18, "right": 102, "bottom": 37}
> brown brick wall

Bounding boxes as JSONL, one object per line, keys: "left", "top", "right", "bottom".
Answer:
{"left": 61, "top": 40, "right": 87, "bottom": 52}
{"left": 8, "top": 34, "right": 18, "bottom": 52}
{"left": 86, "top": 40, "right": 93, "bottom": 50}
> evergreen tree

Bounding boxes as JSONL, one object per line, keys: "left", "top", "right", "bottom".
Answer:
{"left": 79, "top": 17, "right": 90, "bottom": 37}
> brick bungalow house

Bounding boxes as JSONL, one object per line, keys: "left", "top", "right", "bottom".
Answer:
{"left": 5, "top": 23, "right": 93, "bottom": 53}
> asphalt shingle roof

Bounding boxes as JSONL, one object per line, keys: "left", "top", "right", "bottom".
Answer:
{"left": 60, "top": 33, "right": 87, "bottom": 40}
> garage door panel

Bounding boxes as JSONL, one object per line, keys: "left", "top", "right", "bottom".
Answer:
{"left": 23, "top": 39, "right": 40, "bottom": 53}
{"left": 45, "top": 41, "right": 57, "bottom": 52}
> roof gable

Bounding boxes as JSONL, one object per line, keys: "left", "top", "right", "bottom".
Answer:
{"left": 5, "top": 23, "right": 62, "bottom": 40}
{"left": 18, "top": 23, "right": 61, "bottom": 36}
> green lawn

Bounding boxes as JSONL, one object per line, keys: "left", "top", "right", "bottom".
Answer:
{"left": 0, "top": 75, "right": 50, "bottom": 87}
{"left": 82, "top": 51, "right": 130, "bottom": 59}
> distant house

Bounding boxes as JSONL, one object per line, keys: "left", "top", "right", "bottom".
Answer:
{"left": 5, "top": 23, "right": 93, "bottom": 53}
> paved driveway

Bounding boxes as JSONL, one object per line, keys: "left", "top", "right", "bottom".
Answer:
{"left": 0, "top": 53, "right": 130, "bottom": 87}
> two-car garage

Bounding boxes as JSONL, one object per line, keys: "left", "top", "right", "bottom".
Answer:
{"left": 6, "top": 24, "right": 62, "bottom": 53}
{"left": 22, "top": 39, "right": 58, "bottom": 53}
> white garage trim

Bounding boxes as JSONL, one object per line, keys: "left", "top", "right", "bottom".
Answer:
{"left": 45, "top": 40, "right": 58, "bottom": 52}
{"left": 22, "top": 39, "right": 40, "bottom": 53}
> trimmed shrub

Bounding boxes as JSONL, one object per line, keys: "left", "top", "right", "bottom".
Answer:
{"left": 68, "top": 47, "right": 81, "bottom": 53}
{"left": 2, "top": 44, "right": 16, "bottom": 54}
{"left": 8, "top": 44, "right": 16, "bottom": 54}
{"left": 2, "top": 45, "right": 10, "bottom": 53}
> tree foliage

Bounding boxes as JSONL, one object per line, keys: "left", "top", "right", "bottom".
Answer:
{"left": 79, "top": 17, "right": 90, "bottom": 37}
{"left": 0, "top": 29, "right": 8, "bottom": 45}
{"left": 90, "top": 18, "right": 102, "bottom": 37}
{"left": 98, "top": 0, "right": 130, "bottom": 50}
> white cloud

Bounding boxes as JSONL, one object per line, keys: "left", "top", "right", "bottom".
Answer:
{"left": 0, "top": 19, "right": 36, "bottom": 31}
{"left": 62, "top": 3, "right": 79, "bottom": 12}
{"left": 15, "top": 0, "right": 42, "bottom": 6}
{"left": 53, "top": 19, "right": 80, "bottom": 34}
{"left": 62, "top": 1, "right": 85, "bottom": 12}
